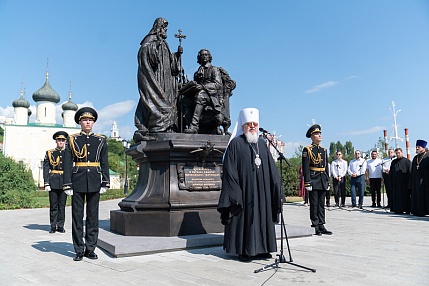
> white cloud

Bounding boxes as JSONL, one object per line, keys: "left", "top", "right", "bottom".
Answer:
{"left": 93, "top": 100, "right": 136, "bottom": 135}
{"left": 98, "top": 100, "right": 135, "bottom": 119}
{"left": 116, "top": 124, "right": 135, "bottom": 141}
{"left": 305, "top": 81, "right": 338, "bottom": 94}
{"left": 345, "top": 75, "right": 358, "bottom": 80}
{"left": 342, "top": 126, "right": 385, "bottom": 136}
{"left": 0, "top": 106, "right": 14, "bottom": 117}
{"left": 284, "top": 141, "right": 304, "bottom": 158}
{"left": 9, "top": 100, "right": 137, "bottom": 138}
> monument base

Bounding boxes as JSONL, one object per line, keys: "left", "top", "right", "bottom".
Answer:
{"left": 110, "top": 207, "right": 223, "bottom": 236}
{"left": 110, "top": 134, "right": 229, "bottom": 237}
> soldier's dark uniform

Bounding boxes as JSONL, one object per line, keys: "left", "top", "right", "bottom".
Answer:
{"left": 63, "top": 107, "right": 110, "bottom": 260}
{"left": 302, "top": 124, "right": 332, "bottom": 235}
{"left": 43, "top": 131, "right": 68, "bottom": 233}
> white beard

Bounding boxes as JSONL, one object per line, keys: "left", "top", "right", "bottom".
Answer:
{"left": 244, "top": 132, "right": 258, "bottom": 143}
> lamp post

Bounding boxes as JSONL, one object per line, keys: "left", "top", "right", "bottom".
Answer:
{"left": 121, "top": 139, "right": 130, "bottom": 195}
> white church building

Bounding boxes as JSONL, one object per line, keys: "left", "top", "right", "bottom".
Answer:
{"left": 1, "top": 72, "right": 80, "bottom": 188}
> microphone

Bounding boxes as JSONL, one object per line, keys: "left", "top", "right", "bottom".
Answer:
{"left": 259, "top": 127, "right": 270, "bottom": 134}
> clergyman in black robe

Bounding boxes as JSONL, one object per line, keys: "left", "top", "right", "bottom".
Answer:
{"left": 218, "top": 108, "right": 283, "bottom": 262}
{"left": 410, "top": 140, "right": 429, "bottom": 217}
{"left": 389, "top": 148, "right": 411, "bottom": 214}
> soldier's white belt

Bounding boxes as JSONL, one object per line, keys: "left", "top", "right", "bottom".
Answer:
{"left": 75, "top": 162, "right": 100, "bottom": 167}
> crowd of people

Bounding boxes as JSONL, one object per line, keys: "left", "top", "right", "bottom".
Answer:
{"left": 42, "top": 105, "right": 427, "bottom": 264}
{"left": 299, "top": 140, "right": 429, "bottom": 217}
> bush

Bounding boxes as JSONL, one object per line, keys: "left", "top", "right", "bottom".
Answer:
{"left": 0, "top": 153, "right": 36, "bottom": 193}
{"left": 100, "top": 188, "right": 127, "bottom": 200}
{"left": 0, "top": 153, "right": 37, "bottom": 208}
{"left": 0, "top": 190, "right": 33, "bottom": 209}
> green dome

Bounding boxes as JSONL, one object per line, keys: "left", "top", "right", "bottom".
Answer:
{"left": 12, "top": 97, "right": 30, "bottom": 108}
{"left": 32, "top": 72, "right": 60, "bottom": 103}
{"left": 62, "top": 97, "right": 78, "bottom": 111}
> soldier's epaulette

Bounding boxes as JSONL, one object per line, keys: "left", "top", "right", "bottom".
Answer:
{"left": 70, "top": 133, "right": 80, "bottom": 138}
{"left": 93, "top": 133, "right": 105, "bottom": 138}
{"left": 47, "top": 148, "right": 56, "bottom": 152}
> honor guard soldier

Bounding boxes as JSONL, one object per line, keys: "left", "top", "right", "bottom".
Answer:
{"left": 302, "top": 124, "right": 332, "bottom": 236}
{"left": 63, "top": 107, "right": 110, "bottom": 261}
{"left": 43, "top": 131, "right": 68, "bottom": 234}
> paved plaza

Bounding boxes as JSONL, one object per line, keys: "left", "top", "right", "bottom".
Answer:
{"left": 0, "top": 196, "right": 427, "bottom": 285}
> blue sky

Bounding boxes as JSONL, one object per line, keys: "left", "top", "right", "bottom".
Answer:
{"left": 1, "top": 0, "right": 428, "bottom": 157}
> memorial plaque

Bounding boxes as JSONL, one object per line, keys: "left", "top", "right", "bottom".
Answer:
{"left": 177, "top": 163, "right": 222, "bottom": 191}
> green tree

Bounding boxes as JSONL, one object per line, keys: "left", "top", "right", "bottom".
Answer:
{"left": 107, "top": 138, "right": 126, "bottom": 157}
{"left": 0, "top": 153, "right": 36, "bottom": 194}
{"left": 329, "top": 142, "right": 336, "bottom": 163}
{"left": 276, "top": 146, "right": 303, "bottom": 197}
{"left": 277, "top": 157, "right": 300, "bottom": 197}
{"left": 107, "top": 138, "right": 138, "bottom": 192}
{"left": 344, "top": 141, "right": 354, "bottom": 162}
{"left": 0, "top": 153, "right": 37, "bottom": 208}
{"left": 329, "top": 141, "right": 345, "bottom": 163}
{"left": 375, "top": 137, "right": 388, "bottom": 158}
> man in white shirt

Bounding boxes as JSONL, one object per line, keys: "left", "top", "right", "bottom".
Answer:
{"left": 348, "top": 150, "right": 367, "bottom": 208}
{"left": 365, "top": 150, "right": 383, "bottom": 207}
{"left": 381, "top": 149, "right": 395, "bottom": 208}
{"left": 331, "top": 151, "right": 348, "bottom": 207}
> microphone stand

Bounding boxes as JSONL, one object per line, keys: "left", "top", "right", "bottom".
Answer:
{"left": 254, "top": 132, "right": 316, "bottom": 274}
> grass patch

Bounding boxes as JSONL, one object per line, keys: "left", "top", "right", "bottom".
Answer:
{"left": 285, "top": 196, "right": 304, "bottom": 203}
{"left": 2, "top": 189, "right": 126, "bottom": 210}
{"left": 3, "top": 191, "right": 303, "bottom": 209}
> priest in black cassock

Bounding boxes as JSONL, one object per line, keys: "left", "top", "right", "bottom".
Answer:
{"left": 410, "top": 140, "right": 429, "bottom": 217}
{"left": 389, "top": 148, "right": 411, "bottom": 214}
{"left": 218, "top": 108, "right": 283, "bottom": 262}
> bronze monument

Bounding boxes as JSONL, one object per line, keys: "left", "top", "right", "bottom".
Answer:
{"left": 111, "top": 18, "right": 235, "bottom": 236}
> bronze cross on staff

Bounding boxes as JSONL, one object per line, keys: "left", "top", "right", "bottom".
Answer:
{"left": 174, "top": 29, "right": 186, "bottom": 47}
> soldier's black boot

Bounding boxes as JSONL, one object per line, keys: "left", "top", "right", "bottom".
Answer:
{"left": 314, "top": 225, "right": 322, "bottom": 236}
{"left": 319, "top": 225, "right": 333, "bottom": 235}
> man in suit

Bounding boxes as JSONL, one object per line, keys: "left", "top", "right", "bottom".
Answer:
{"left": 43, "top": 131, "right": 68, "bottom": 234}
{"left": 302, "top": 124, "right": 333, "bottom": 236}
{"left": 63, "top": 107, "right": 110, "bottom": 261}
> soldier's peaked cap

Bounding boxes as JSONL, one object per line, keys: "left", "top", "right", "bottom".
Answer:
{"left": 306, "top": 124, "right": 322, "bottom": 138}
{"left": 74, "top": 107, "right": 98, "bottom": 124}
{"left": 53, "top": 131, "right": 68, "bottom": 140}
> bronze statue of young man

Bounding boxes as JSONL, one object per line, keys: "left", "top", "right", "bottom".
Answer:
{"left": 183, "top": 49, "right": 223, "bottom": 134}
